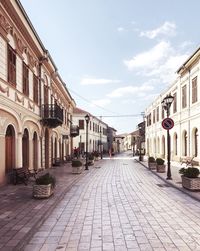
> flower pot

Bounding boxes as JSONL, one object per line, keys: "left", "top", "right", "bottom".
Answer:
{"left": 88, "top": 160, "right": 94, "bottom": 166}
{"left": 148, "top": 162, "right": 156, "bottom": 170}
{"left": 72, "top": 166, "right": 83, "bottom": 174}
{"left": 156, "top": 164, "right": 166, "bottom": 173}
{"left": 181, "top": 176, "right": 200, "bottom": 191}
{"left": 33, "top": 184, "right": 53, "bottom": 198}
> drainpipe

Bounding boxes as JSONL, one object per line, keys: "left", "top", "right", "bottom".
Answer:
{"left": 188, "top": 69, "right": 191, "bottom": 157}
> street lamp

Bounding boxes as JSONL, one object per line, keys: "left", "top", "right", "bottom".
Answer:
{"left": 161, "top": 94, "right": 174, "bottom": 180}
{"left": 85, "top": 114, "right": 90, "bottom": 170}
{"left": 100, "top": 128, "right": 103, "bottom": 159}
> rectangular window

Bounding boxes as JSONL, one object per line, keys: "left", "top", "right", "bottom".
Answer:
{"left": 79, "top": 120, "right": 84, "bottom": 129}
{"left": 8, "top": 45, "right": 16, "bottom": 86}
{"left": 192, "top": 77, "right": 197, "bottom": 103}
{"left": 182, "top": 85, "right": 187, "bottom": 108}
{"left": 153, "top": 110, "right": 155, "bottom": 123}
{"left": 149, "top": 113, "right": 151, "bottom": 126}
{"left": 162, "top": 107, "right": 165, "bottom": 119}
{"left": 33, "top": 74, "right": 39, "bottom": 104}
{"left": 173, "top": 93, "right": 177, "bottom": 113}
{"left": 23, "top": 62, "right": 29, "bottom": 96}
{"left": 156, "top": 107, "right": 159, "bottom": 122}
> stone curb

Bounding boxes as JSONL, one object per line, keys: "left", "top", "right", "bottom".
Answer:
{"left": 136, "top": 159, "right": 200, "bottom": 203}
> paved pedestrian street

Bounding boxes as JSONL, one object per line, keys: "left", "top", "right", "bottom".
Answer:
{"left": 25, "top": 157, "right": 200, "bottom": 251}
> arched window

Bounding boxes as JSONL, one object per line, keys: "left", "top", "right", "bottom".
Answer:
{"left": 174, "top": 133, "right": 178, "bottom": 156}
{"left": 157, "top": 137, "right": 160, "bottom": 154}
{"left": 162, "top": 136, "right": 165, "bottom": 157}
{"left": 182, "top": 131, "right": 187, "bottom": 156}
{"left": 194, "top": 128, "right": 198, "bottom": 157}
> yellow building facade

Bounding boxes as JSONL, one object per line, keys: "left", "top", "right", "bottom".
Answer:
{"left": 0, "top": 0, "right": 75, "bottom": 185}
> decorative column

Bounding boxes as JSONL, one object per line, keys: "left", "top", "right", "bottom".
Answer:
{"left": 17, "top": 132, "right": 23, "bottom": 167}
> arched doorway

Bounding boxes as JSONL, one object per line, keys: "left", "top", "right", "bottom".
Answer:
{"left": 33, "top": 132, "right": 38, "bottom": 170}
{"left": 22, "top": 129, "right": 29, "bottom": 168}
{"left": 174, "top": 133, "right": 178, "bottom": 156}
{"left": 54, "top": 138, "right": 57, "bottom": 164}
{"left": 5, "top": 125, "right": 15, "bottom": 173}
{"left": 162, "top": 136, "right": 165, "bottom": 158}
{"left": 45, "top": 128, "right": 49, "bottom": 169}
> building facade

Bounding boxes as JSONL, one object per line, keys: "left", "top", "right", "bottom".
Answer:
{"left": 72, "top": 108, "right": 108, "bottom": 154}
{"left": 107, "top": 126, "right": 117, "bottom": 154}
{"left": 0, "top": 0, "right": 75, "bottom": 185}
{"left": 145, "top": 47, "right": 200, "bottom": 165}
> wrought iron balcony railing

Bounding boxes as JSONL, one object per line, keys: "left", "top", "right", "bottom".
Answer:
{"left": 41, "top": 104, "right": 63, "bottom": 128}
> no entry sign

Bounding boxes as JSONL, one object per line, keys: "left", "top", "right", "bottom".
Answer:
{"left": 162, "top": 118, "right": 174, "bottom": 130}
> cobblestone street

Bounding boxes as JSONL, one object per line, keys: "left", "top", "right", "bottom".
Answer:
{"left": 25, "top": 155, "right": 200, "bottom": 251}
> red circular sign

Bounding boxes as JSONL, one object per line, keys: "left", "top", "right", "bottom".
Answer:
{"left": 162, "top": 118, "right": 174, "bottom": 130}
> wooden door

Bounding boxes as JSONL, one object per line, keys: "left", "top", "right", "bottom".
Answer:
{"left": 22, "top": 129, "right": 29, "bottom": 168}
{"left": 44, "top": 85, "right": 48, "bottom": 105}
{"left": 5, "top": 125, "right": 15, "bottom": 173}
{"left": 33, "top": 132, "right": 38, "bottom": 170}
{"left": 45, "top": 128, "right": 49, "bottom": 169}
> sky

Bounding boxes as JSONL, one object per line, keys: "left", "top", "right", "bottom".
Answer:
{"left": 20, "top": 0, "right": 200, "bottom": 134}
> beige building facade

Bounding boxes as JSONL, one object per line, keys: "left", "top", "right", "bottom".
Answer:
{"left": 145, "top": 47, "right": 200, "bottom": 165}
{"left": 0, "top": 0, "right": 75, "bottom": 185}
{"left": 72, "top": 108, "right": 108, "bottom": 154}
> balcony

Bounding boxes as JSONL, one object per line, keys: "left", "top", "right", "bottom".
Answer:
{"left": 41, "top": 104, "right": 63, "bottom": 128}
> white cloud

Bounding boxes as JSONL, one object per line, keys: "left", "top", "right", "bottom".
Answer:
{"left": 107, "top": 83, "right": 154, "bottom": 98}
{"left": 123, "top": 41, "right": 190, "bottom": 84}
{"left": 124, "top": 41, "right": 172, "bottom": 70}
{"left": 117, "top": 27, "right": 125, "bottom": 32}
{"left": 80, "top": 77, "right": 120, "bottom": 85}
{"left": 140, "top": 21, "right": 176, "bottom": 39}
{"left": 91, "top": 98, "right": 111, "bottom": 107}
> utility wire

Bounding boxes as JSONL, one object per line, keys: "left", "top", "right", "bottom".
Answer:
{"left": 67, "top": 86, "right": 119, "bottom": 115}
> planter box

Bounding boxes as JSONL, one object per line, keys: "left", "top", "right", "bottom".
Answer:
{"left": 33, "top": 184, "right": 53, "bottom": 199}
{"left": 181, "top": 176, "right": 200, "bottom": 191}
{"left": 148, "top": 162, "right": 156, "bottom": 170}
{"left": 72, "top": 166, "right": 83, "bottom": 174}
{"left": 156, "top": 164, "right": 166, "bottom": 173}
{"left": 88, "top": 160, "right": 94, "bottom": 166}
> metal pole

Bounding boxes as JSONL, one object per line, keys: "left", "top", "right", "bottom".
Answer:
{"left": 100, "top": 129, "right": 103, "bottom": 159}
{"left": 85, "top": 121, "right": 89, "bottom": 170}
{"left": 166, "top": 108, "right": 172, "bottom": 180}
{"left": 139, "top": 136, "right": 142, "bottom": 161}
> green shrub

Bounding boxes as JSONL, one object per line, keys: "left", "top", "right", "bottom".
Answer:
{"left": 36, "top": 173, "right": 56, "bottom": 188}
{"left": 148, "top": 156, "right": 155, "bottom": 163}
{"left": 179, "top": 167, "right": 200, "bottom": 178}
{"left": 72, "top": 159, "right": 82, "bottom": 167}
{"left": 156, "top": 158, "right": 165, "bottom": 165}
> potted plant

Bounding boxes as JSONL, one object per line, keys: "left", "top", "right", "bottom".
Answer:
{"left": 179, "top": 167, "right": 200, "bottom": 191}
{"left": 94, "top": 151, "right": 100, "bottom": 161}
{"left": 156, "top": 158, "right": 165, "bottom": 173}
{"left": 71, "top": 159, "right": 83, "bottom": 174}
{"left": 148, "top": 156, "right": 156, "bottom": 170}
{"left": 33, "top": 173, "right": 56, "bottom": 199}
{"left": 88, "top": 153, "right": 94, "bottom": 166}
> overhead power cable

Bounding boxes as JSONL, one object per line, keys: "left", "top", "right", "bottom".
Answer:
{"left": 67, "top": 86, "right": 119, "bottom": 115}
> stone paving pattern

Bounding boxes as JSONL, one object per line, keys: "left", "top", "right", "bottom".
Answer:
{"left": 23, "top": 155, "right": 200, "bottom": 251}
{"left": 0, "top": 163, "right": 87, "bottom": 251}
